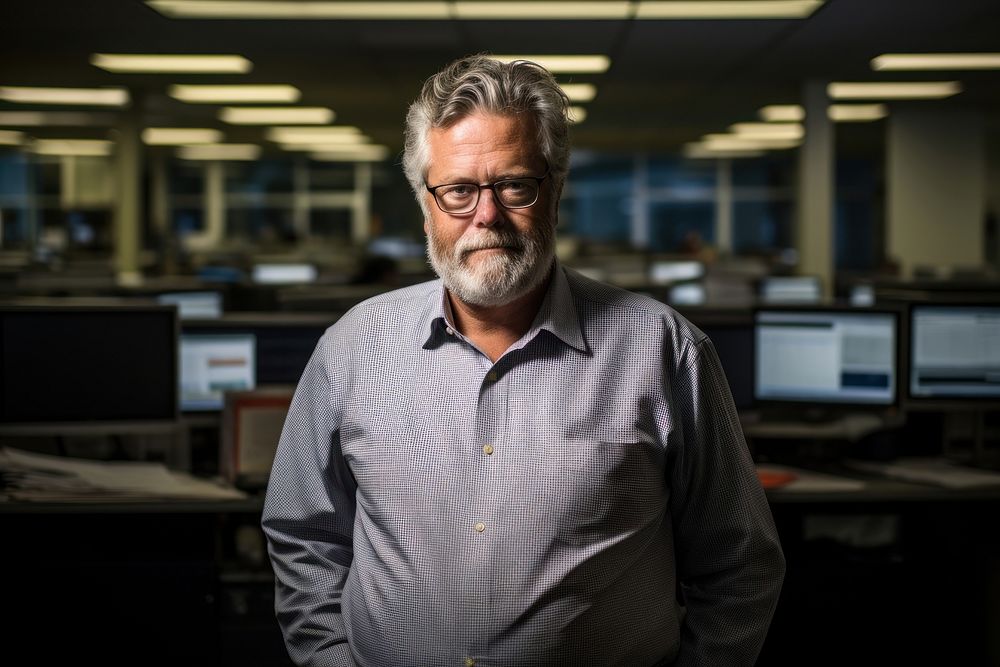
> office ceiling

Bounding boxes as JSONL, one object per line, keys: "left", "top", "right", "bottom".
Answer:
{"left": 1, "top": 0, "right": 999, "bottom": 158}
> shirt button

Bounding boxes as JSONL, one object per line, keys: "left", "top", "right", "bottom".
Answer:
{"left": 474, "top": 522, "right": 486, "bottom": 533}
{"left": 482, "top": 444, "right": 494, "bottom": 455}
{"left": 445, "top": 326, "right": 454, "bottom": 335}
{"left": 464, "top": 658, "right": 475, "bottom": 667}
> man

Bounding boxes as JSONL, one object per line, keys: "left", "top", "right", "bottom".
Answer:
{"left": 263, "top": 55, "right": 784, "bottom": 667}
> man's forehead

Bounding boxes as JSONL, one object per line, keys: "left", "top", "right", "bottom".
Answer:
{"left": 426, "top": 112, "right": 543, "bottom": 176}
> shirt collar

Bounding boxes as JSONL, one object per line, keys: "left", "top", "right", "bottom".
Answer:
{"left": 421, "top": 260, "right": 589, "bottom": 355}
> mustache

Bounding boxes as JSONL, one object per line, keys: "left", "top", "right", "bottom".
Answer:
{"left": 456, "top": 231, "right": 525, "bottom": 258}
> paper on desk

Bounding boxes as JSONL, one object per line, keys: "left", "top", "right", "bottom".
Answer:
{"left": 0, "top": 447, "right": 246, "bottom": 501}
{"left": 756, "top": 463, "right": 867, "bottom": 493}
{"left": 847, "top": 457, "right": 1000, "bottom": 489}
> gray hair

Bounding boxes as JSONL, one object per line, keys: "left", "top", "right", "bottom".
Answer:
{"left": 402, "top": 54, "right": 571, "bottom": 217}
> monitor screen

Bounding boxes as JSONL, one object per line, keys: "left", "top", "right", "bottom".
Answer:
{"left": 180, "top": 334, "right": 256, "bottom": 411}
{"left": 251, "top": 263, "right": 318, "bottom": 285}
{"left": 0, "top": 306, "right": 178, "bottom": 424}
{"left": 909, "top": 305, "right": 1000, "bottom": 400}
{"left": 649, "top": 260, "right": 704, "bottom": 285}
{"left": 182, "top": 320, "right": 328, "bottom": 385}
{"left": 668, "top": 283, "right": 706, "bottom": 306}
{"left": 759, "top": 276, "right": 821, "bottom": 304}
{"left": 755, "top": 309, "right": 897, "bottom": 405}
{"left": 156, "top": 291, "right": 223, "bottom": 319}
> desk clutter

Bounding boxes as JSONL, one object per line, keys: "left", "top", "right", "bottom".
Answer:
{"left": 846, "top": 457, "right": 1000, "bottom": 489}
{"left": 0, "top": 446, "right": 247, "bottom": 502}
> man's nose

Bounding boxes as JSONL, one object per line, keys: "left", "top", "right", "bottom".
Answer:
{"left": 472, "top": 187, "right": 502, "bottom": 228}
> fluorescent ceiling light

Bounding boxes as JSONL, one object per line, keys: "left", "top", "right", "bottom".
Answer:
{"left": 279, "top": 139, "right": 370, "bottom": 151}
{"left": 871, "top": 53, "right": 1000, "bottom": 71}
{"left": 828, "top": 104, "right": 888, "bottom": 122}
{"left": 147, "top": 1, "right": 451, "bottom": 19}
{"left": 31, "top": 139, "right": 113, "bottom": 157}
{"left": 493, "top": 55, "right": 610, "bottom": 73}
{"left": 0, "top": 130, "right": 24, "bottom": 145}
{"left": 142, "top": 128, "right": 223, "bottom": 145}
{"left": 702, "top": 134, "right": 801, "bottom": 150}
{"left": 148, "top": 0, "right": 821, "bottom": 20}
{"left": 637, "top": 1, "right": 823, "bottom": 19}
{"left": 758, "top": 105, "right": 805, "bottom": 122}
{"left": 169, "top": 84, "right": 300, "bottom": 103}
{"left": 177, "top": 144, "right": 261, "bottom": 160}
{"left": 729, "top": 122, "right": 804, "bottom": 139}
{"left": 454, "top": 2, "right": 630, "bottom": 19}
{"left": 828, "top": 81, "right": 961, "bottom": 99}
{"left": 0, "top": 86, "right": 129, "bottom": 107}
{"left": 683, "top": 142, "right": 764, "bottom": 159}
{"left": 266, "top": 126, "right": 362, "bottom": 143}
{"left": 91, "top": 54, "right": 252, "bottom": 73}
{"left": 220, "top": 107, "right": 334, "bottom": 124}
{"left": 0, "top": 112, "right": 117, "bottom": 126}
{"left": 311, "top": 145, "right": 391, "bottom": 162}
{"left": 559, "top": 83, "right": 597, "bottom": 102}
{"left": 568, "top": 106, "right": 588, "bottom": 123}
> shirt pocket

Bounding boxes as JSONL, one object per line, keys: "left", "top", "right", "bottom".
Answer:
{"left": 531, "top": 436, "right": 666, "bottom": 547}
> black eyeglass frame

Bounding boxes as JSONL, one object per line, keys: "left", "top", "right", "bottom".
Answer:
{"left": 425, "top": 167, "right": 550, "bottom": 215}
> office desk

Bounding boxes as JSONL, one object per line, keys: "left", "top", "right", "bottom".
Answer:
{"left": 0, "top": 496, "right": 287, "bottom": 667}
{"left": 758, "top": 468, "right": 1000, "bottom": 666}
{"left": 3, "top": 475, "right": 998, "bottom": 667}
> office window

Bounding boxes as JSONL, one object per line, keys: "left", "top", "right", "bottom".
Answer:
{"left": 226, "top": 207, "right": 298, "bottom": 244}
{"left": 309, "top": 209, "right": 353, "bottom": 240}
{"left": 648, "top": 201, "right": 714, "bottom": 252}
{"left": 647, "top": 157, "right": 716, "bottom": 189}
{"left": 835, "top": 158, "right": 882, "bottom": 271}
{"left": 732, "top": 201, "right": 794, "bottom": 254}
{"left": 226, "top": 159, "right": 294, "bottom": 195}
{"left": 562, "top": 155, "right": 634, "bottom": 245}
{"left": 310, "top": 162, "right": 355, "bottom": 191}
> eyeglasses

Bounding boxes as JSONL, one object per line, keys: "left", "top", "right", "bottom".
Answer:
{"left": 425, "top": 169, "right": 549, "bottom": 215}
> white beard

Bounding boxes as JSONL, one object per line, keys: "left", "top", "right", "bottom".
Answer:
{"left": 426, "top": 222, "right": 555, "bottom": 308}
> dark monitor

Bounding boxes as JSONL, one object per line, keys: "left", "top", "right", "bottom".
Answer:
{"left": 699, "top": 321, "right": 754, "bottom": 411}
{"left": 908, "top": 304, "right": 1000, "bottom": 403}
{"left": 759, "top": 275, "right": 822, "bottom": 304}
{"left": 0, "top": 305, "right": 178, "bottom": 427}
{"left": 754, "top": 307, "right": 898, "bottom": 407}
{"left": 156, "top": 291, "right": 223, "bottom": 319}
{"left": 180, "top": 333, "right": 256, "bottom": 411}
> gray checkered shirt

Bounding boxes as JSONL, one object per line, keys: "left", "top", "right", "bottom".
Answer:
{"left": 262, "top": 263, "right": 784, "bottom": 667}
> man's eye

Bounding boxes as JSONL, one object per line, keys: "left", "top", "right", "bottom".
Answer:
{"left": 443, "top": 185, "right": 475, "bottom": 198}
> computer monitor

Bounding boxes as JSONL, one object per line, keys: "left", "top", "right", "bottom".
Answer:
{"left": 0, "top": 305, "right": 178, "bottom": 428}
{"left": 182, "top": 315, "right": 330, "bottom": 385}
{"left": 668, "top": 282, "right": 706, "bottom": 306}
{"left": 649, "top": 260, "right": 704, "bottom": 285}
{"left": 156, "top": 291, "right": 223, "bottom": 319}
{"left": 754, "top": 307, "right": 898, "bottom": 407}
{"left": 251, "top": 263, "right": 318, "bottom": 285}
{"left": 908, "top": 304, "right": 1000, "bottom": 403}
{"left": 759, "top": 275, "right": 822, "bottom": 304}
{"left": 698, "top": 320, "right": 754, "bottom": 411}
{"left": 179, "top": 334, "right": 256, "bottom": 411}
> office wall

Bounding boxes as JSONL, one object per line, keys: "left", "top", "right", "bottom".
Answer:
{"left": 887, "top": 108, "right": 986, "bottom": 276}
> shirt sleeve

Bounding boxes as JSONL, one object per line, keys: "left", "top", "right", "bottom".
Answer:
{"left": 261, "top": 332, "right": 359, "bottom": 667}
{"left": 667, "top": 336, "right": 785, "bottom": 667}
